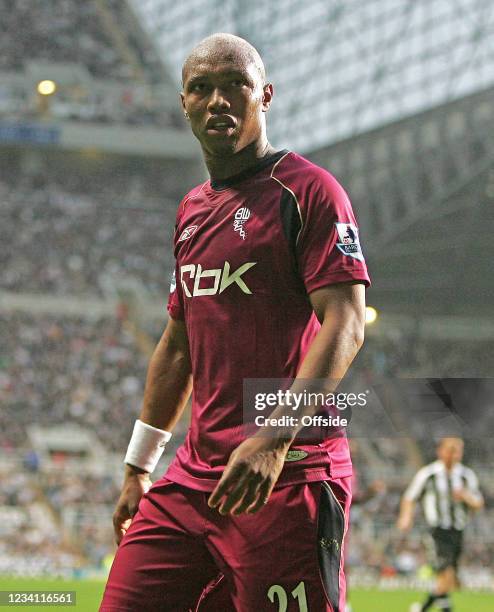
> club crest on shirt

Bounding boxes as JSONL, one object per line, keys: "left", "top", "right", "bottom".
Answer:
{"left": 334, "top": 222, "right": 364, "bottom": 262}
{"left": 178, "top": 225, "right": 198, "bottom": 242}
{"left": 233, "top": 207, "right": 251, "bottom": 240}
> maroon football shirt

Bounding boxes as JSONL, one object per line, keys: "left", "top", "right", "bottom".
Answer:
{"left": 165, "top": 150, "right": 370, "bottom": 491}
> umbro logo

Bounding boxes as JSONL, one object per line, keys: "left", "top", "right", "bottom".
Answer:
{"left": 178, "top": 225, "right": 198, "bottom": 242}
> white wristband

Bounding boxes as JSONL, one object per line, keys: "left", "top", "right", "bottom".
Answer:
{"left": 124, "top": 419, "right": 172, "bottom": 473}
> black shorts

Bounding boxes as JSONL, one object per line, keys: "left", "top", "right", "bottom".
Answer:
{"left": 430, "top": 527, "right": 463, "bottom": 572}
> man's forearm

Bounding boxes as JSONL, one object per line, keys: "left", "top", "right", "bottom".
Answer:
{"left": 266, "top": 308, "right": 364, "bottom": 445}
{"left": 297, "top": 311, "right": 363, "bottom": 380}
{"left": 139, "top": 321, "right": 192, "bottom": 431}
{"left": 124, "top": 321, "right": 192, "bottom": 476}
{"left": 397, "top": 498, "right": 415, "bottom": 530}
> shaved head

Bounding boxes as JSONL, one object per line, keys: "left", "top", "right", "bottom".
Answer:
{"left": 182, "top": 33, "right": 266, "bottom": 87}
{"left": 180, "top": 32, "right": 274, "bottom": 161}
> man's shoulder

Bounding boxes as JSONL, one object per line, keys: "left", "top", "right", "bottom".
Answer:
{"left": 417, "top": 460, "right": 441, "bottom": 477}
{"left": 176, "top": 181, "right": 209, "bottom": 219}
{"left": 457, "top": 463, "right": 477, "bottom": 478}
{"left": 272, "top": 151, "right": 348, "bottom": 202}
{"left": 181, "top": 181, "right": 208, "bottom": 206}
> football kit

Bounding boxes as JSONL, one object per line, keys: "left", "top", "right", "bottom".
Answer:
{"left": 101, "top": 150, "right": 370, "bottom": 612}
{"left": 404, "top": 460, "right": 482, "bottom": 571}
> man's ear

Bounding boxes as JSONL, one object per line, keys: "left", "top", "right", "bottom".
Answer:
{"left": 180, "top": 93, "right": 189, "bottom": 119}
{"left": 262, "top": 83, "right": 274, "bottom": 112}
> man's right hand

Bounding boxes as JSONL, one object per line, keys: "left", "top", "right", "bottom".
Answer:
{"left": 112, "top": 465, "right": 152, "bottom": 544}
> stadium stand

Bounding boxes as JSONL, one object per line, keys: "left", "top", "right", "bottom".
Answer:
{"left": 1, "top": 305, "right": 493, "bottom": 577}
{"left": 0, "top": 0, "right": 184, "bottom": 127}
{"left": 0, "top": 0, "right": 172, "bottom": 82}
{"left": 1, "top": 0, "right": 492, "bottom": 591}
{"left": 0, "top": 1, "right": 125, "bottom": 78}
{"left": 1, "top": 152, "right": 492, "bottom": 582}
{"left": 0, "top": 175, "right": 175, "bottom": 298}
{"left": 0, "top": 309, "right": 188, "bottom": 576}
{"left": 0, "top": 466, "right": 83, "bottom": 577}
{"left": 0, "top": 312, "right": 193, "bottom": 453}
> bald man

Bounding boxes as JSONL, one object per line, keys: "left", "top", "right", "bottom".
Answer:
{"left": 398, "top": 438, "right": 483, "bottom": 612}
{"left": 101, "top": 33, "right": 370, "bottom": 611}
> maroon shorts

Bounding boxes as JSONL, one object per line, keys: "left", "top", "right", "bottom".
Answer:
{"left": 100, "top": 476, "right": 351, "bottom": 612}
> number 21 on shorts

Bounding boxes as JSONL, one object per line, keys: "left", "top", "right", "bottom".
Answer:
{"left": 267, "top": 581, "right": 308, "bottom": 611}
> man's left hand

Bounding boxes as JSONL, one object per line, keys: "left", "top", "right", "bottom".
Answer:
{"left": 208, "top": 436, "right": 289, "bottom": 516}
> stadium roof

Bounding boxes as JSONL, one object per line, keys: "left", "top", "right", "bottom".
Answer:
{"left": 309, "top": 85, "right": 494, "bottom": 316}
{"left": 132, "top": 0, "right": 494, "bottom": 152}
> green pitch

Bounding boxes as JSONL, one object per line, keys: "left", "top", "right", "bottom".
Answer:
{"left": 0, "top": 578, "right": 493, "bottom": 611}
{"left": 350, "top": 588, "right": 494, "bottom": 611}
{"left": 0, "top": 578, "right": 105, "bottom": 611}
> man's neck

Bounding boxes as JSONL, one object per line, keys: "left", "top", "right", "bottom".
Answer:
{"left": 204, "top": 138, "right": 278, "bottom": 181}
{"left": 441, "top": 461, "right": 456, "bottom": 472}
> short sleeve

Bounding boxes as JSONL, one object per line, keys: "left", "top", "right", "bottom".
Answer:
{"left": 166, "top": 261, "right": 184, "bottom": 320}
{"left": 403, "top": 467, "right": 430, "bottom": 502}
{"left": 166, "top": 199, "right": 186, "bottom": 320}
{"left": 464, "top": 469, "right": 483, "bottom": 503}
{"left": 296, "top": 173, "right": 371, "bottom": 294}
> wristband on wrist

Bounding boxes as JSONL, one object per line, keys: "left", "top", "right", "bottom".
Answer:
{"left": 124, "top": 419, "right": 172, "bottom": 473}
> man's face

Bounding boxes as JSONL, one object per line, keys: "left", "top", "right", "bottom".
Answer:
{"left": 437, "top": 438, "right": 464, "bottom": 468}
{"left": 181, "top": 58, "right": 271, "bottom": 156}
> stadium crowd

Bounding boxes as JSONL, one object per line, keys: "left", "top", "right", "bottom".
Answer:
{"left": 1, "top": 0, "right": 491, "bottom": 595}
{"left": 0, "top": 0, "right": 184, "bottom": 127}
{"left": 0, "top": 467, "right": 84, "bottom": 577}
{"left": 0, "top": 463, "right": 128, "bottom": 575}
{"left": 0, "top": 175, "right": 175, "bottom": 298}
{"left": 1, "top": 0, "right": 144, "bottom": 80}
{"left": 0, "top": 312, "right": 175, "bottom": 453}
{"left": 2, "top": 158, "right": 493, "bottom": 581}
{"left": 1, "top": 307, "right": 493, "bottom": 576}
{"left": 0, "top": 308, "right": 186, "bottom": 574}
{"left": 44, "top": 471, "right": 122, "bottom": 568}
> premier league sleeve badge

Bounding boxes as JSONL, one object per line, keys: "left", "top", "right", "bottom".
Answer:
{"left": 334, "top": 222, "right": 364, "bottom": 262}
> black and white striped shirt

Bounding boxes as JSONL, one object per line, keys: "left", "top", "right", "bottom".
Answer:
{"left": 404, "top": 460, "right": 482, "bottom": 530}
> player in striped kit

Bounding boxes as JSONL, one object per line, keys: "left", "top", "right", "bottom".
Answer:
{"left": 398, "top": 438, "right": 484, "bottom": 612}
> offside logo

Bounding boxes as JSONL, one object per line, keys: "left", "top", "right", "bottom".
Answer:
{"left": 180, "top": 261, "right": 257, "bottom": 297}
{"left": 233, "top": 207, "right": 251, "bottom": 240}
